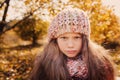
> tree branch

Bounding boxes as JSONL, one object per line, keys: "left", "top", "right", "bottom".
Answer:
{"left": 2, "top": 0, "right": 10, "bottom": 21}
{"left": 0, "top": 0, "right": 6, "bottom": 8}
{"left": 1, "top": 6, "right": 41, "bottom": 34}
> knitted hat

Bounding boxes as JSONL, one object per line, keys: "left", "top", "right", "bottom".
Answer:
{"left": 48, "top": 8, "right": 90, "bottom": 41}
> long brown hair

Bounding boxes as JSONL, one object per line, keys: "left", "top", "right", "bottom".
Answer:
{"left": 82, "top": 35, "right": 115, "bottom": 80}
{"left": 29, "top": 35, "right": 115, "bottom": 80}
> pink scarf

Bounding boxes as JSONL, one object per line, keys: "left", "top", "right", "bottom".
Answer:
{"left": 66, "top": 56, "right": 88, "bottom": 78}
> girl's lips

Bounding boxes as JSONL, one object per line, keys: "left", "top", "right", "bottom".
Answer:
{"left": 66, "top": 50, "right": 77, "bottom": 53}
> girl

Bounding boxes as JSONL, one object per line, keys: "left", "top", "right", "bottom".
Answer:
{"left": 30, "top": 8, "right": 115, "bottom": 80}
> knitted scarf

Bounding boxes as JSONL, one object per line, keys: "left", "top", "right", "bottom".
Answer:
{"left": 66, "top": 56, "right": 88, "bottom": 79}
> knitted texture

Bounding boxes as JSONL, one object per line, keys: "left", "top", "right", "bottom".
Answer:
{"left": 67, "top": 56, "right": 88, "bottom": 79}
{"left": 48, "top": 8, "right": 90, "bottom": 41}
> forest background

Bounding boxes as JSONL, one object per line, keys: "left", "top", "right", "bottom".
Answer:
{"left": 0, "top": 0, "right": 120, "bottom": 79}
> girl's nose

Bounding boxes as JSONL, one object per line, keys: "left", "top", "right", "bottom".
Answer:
{"left": 67, "top": 39, "right": 74, "bottom": 48}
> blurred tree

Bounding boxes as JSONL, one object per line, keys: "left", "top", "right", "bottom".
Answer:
{"left": 14, "top": 18, "right": 49, "bottom": 45}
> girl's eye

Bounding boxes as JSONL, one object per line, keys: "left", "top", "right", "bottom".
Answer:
{"left": 74, "top": 36, "right": 82, "bottom": 39}
{"left": 60, "top": 37, "right": 67, "bottom": 40}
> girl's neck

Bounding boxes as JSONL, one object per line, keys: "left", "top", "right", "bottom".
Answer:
{"left": 67, "top": 54, "right": 82, "bottom": 60}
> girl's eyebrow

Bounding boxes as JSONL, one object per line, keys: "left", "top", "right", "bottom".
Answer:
{"left": 74, "top": 34, "right": 82, "bottom": 37}
{"left": 59, "top": 35, "right": 67, "bottom": 37}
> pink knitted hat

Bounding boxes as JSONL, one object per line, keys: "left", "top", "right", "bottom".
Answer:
{"left": 48, "top": 8, "right": 90, "bottom": 41}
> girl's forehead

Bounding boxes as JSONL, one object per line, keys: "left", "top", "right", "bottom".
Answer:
{"left": 57, "top": 32, "right": 81, "bottom": 37}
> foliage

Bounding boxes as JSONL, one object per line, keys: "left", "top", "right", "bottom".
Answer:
{"left": 110, "top": 46, "right": 120, "bottom": 76}
{"left": 0, "top": 50, "right": 34, "bottom": 80}
{"left": 14, "top": 18, "right": 49, "bottom": 44}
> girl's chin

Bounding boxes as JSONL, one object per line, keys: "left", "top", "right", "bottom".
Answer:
{"left": 66, "top": 55, "right": 77, "bottom": 58}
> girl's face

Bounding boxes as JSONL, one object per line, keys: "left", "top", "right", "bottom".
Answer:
{"left": 57, "top": 32, "right": 82, "bottom": 58}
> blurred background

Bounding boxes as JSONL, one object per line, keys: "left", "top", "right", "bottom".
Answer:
{"left": 0, "top": 0, "right": 120, "bottom": 80}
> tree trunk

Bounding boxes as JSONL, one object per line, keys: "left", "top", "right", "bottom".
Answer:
{"left": 2, "top": 0, "right": 10, "bottom": 21}
{"left": 32, "top": 31, "right": 38, "bottom": 46}
{"left": 0, "top": 21, "right": 6, "bottom": 33}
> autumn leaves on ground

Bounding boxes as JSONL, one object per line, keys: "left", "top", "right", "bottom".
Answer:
{"left": 0, "top": 0, "right": 120, "bottom": 80}
{"left": 0, "top": 30, "right": 44, "bottom": 79}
